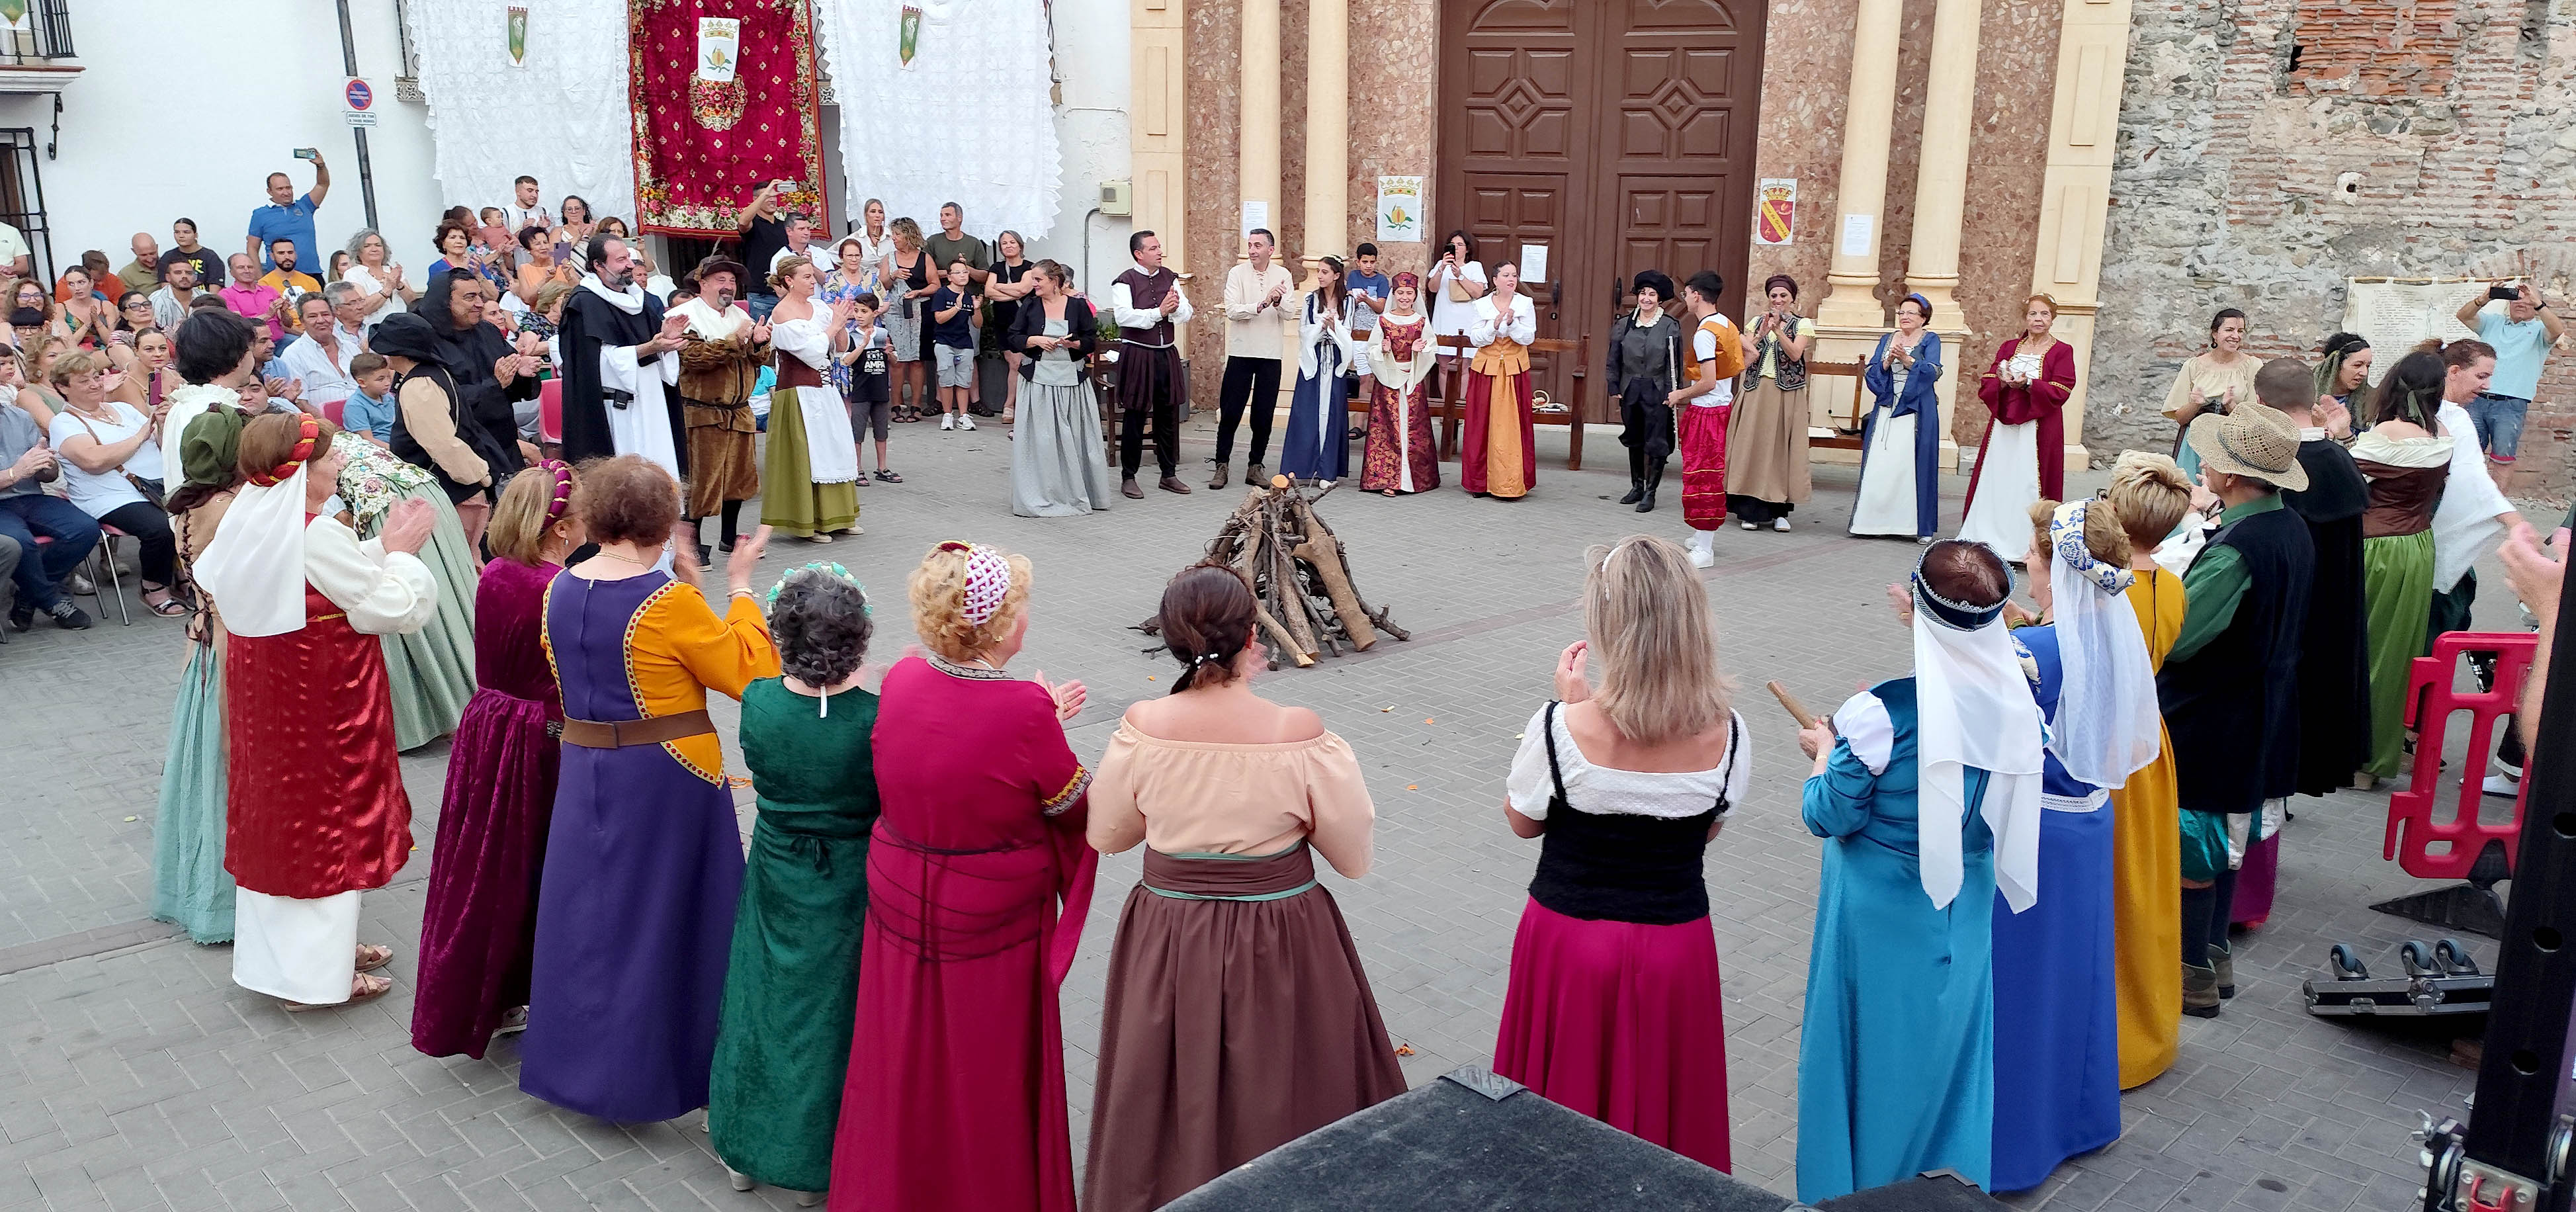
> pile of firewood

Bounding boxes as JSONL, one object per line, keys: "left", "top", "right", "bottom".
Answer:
{"left": 1141, "top": 476, "right": 1408, "bottom": 670}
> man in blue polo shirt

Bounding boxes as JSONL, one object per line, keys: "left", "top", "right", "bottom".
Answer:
{"left": 246, "top": 152, "right": 332, "bottom": 272}
{"left": 2454, "top": 279, "right": 2564, "bottom": 476}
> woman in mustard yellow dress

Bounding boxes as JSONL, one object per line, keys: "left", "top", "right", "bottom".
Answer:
{"left": 2103, "top": 453, "right": 2192, "bottom": 1088}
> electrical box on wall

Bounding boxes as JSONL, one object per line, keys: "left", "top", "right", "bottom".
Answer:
{"left": 1099, "top": 179, "right": 1133, "bottom": 217}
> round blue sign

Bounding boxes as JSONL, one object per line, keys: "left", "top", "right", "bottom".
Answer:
{"left": 345, "top": 79, "right": 373, "bottom": 110}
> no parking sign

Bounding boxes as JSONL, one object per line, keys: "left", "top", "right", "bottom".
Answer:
{"left": 343, "top": 77, "right": 378, "bottom": 128}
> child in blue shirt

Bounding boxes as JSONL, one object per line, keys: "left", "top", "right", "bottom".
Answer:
{"left": 929, "top": 259, "right": 978, "bottom": 430}
{"left": 343, "top": 353, "right": 396, "bottom": 447}
{"left": 1346, "top": 242, "right": 1393, "bottom": 398}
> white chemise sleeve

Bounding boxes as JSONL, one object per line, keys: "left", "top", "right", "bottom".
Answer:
{"left": 1830, "top": 691, "right": 1894, "bottom": 776}
{"left": 1505, "top": 705, "right": 1558, "bottom": 819}
{"left": 305, "top": 516, "right": 439, "bottom": 636}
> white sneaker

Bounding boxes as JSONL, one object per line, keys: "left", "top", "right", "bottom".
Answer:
{"left": 939, "top": 413, "right": 955, "bottom": 431}
{"left": 1773, "top": 517, "right": 1792, "bottom": 533}
{"left": 1688, "top": 544, "right": 1715, "bottom": 568}
{"left": 2483, "top": 774, "right": 2522, "bottom": 798}
{"left": 1739, "top": 520, "right": 1757, "bottom": 531}
{"left": 958, "top": 415, "right": 977, "bottom": 431}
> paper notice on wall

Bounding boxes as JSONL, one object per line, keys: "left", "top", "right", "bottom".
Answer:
{"left": 1838, "top": 213, "right": 1873, "bottom": 257}
{"left": 1376, "top": 176, "right": 1424, "bottom": 243}
{"left": 1240, "top": 199, "right": 1268, "bottom": 238}
{"left": 2340, "top": 277, "right": 2486, "bottom": 384}
{"left": 1519, "top": 243, "right": 1549, "bottom": 284}
{"left": 1756, "top": 179, "right": 1796, "bottom": 245}
{"left": 697, "top": 17, "right": 740, "bottom": 82}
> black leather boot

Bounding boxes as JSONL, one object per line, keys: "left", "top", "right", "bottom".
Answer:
{"left": 1619, "top": 448, "right": 1645, "bottom": 504}
{"left": 1635, "top": 460, "right": 1664, "bottom": 513}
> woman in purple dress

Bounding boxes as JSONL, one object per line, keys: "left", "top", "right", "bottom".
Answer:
{"left": 411, "top": 463, "right": 583, "bottom": 1059}
{"left": 517, "top": 456, "right": 779, "bottom": 1121}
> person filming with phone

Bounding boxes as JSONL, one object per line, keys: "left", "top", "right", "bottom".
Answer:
{"left": 735, "top": 179, "right": 798, "bottom": 322}
{"left": 2455, "top": 274, "right": 2564, "bottom": 486}
{"left": 247, "top": 152, "right": 329, "bottom": 275}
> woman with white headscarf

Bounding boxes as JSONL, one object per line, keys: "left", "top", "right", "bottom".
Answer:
{"left": 1987, "top": 499, "right": 2161, "bottom": 1191}
{"left": 192, "top": 411, "right": 441, "bottom": 1009}
{"left": 1793, "top": 539, "right": 2043, "bottom": 1203}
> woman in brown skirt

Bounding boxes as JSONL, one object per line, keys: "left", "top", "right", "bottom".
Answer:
{"left": 1084, "top": 562, "right": 1406, "bottom": 1211}
{"left": 1726, "top": 273, "right": 1816, "bottom": 530}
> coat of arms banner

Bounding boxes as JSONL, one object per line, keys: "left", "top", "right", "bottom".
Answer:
{"left": 629, "top": 0, "right": 826, "bottom": 237}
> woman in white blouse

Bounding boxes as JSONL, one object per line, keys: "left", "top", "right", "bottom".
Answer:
{"left": 1463, "top": 264, "right": 1538, "bottom": 499}
{"left": 759, "top": 257, "right": 862, "bottom": 543}
{"left": 341, "top": 230, "right": 417, "bottom": 334}
{"left": 46, "top": 349, "right": 183, "bottom": 615}
{"left": 1426, "top": 230, "right": 1488, "bottom": 413}
{"left": 1494, "top": 534, "right": 1748, "bottom": 1171}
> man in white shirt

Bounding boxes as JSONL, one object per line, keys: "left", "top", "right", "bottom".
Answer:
{"left": 1211, "top": 227, "right": 1295, "bottom": 490}
{"left": 502, "top": 175, "right": 552, "bottom": 238}
{"left": 278, "top": 289, "right": 365, "bottom": 410}
{"left": 1107, "top": 230, "right": 1195, "bottom": 498}
{"left": 150, "top": 259, "right": 210, "bottom": 332}
{"left": 768, "top": 212, "right": 815, "bottom": 278}
{"left": 0, "top": 220, "right": 31, "bottom": 284}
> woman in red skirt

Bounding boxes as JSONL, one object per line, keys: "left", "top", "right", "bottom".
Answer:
{"left": 1494, "top": 534, "right": 1750, "bottom": 1171}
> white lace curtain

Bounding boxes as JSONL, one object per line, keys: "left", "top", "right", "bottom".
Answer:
{"left": 815, "top": 0, "right": 1064, "bottom": 241}
{"left": 404, "top": 0, "right": 638, "bottom": 233}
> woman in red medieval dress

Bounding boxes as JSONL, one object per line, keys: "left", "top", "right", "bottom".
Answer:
{"left": 1958, "top": 294, "right": 2078, "bottom": 560}
{"left": 1362, "top": 273, "right": 1439, "bottom": 496}
{"left": 1463, "top": 263, "right": 1538, "bottom": 499}
{"left": 829, "top": 541, "right": 1094, "bottom": 1212}
{"left": 193, "top": 411, "right": 441, "bottom": 1010}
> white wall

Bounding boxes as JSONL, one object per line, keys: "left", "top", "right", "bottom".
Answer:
{"left": 1021, "top": 0, "right": 1133, "bottom": 292}
{"left": 0, "top": 1, "right": 449, "bottom": 279}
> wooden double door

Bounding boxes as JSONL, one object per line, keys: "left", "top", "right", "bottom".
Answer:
{"left": 1437, "top": 0, "right": 1766, "bottom": 421}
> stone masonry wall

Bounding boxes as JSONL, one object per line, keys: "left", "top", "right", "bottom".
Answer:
{"left": 2096, "top": 0, "right": 2576, "bottom": 500}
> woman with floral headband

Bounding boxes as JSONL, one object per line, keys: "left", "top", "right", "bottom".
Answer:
{"left": 516, "top": 455, "right": 779, "bottom": 1121}
{"left": 832, "top": 541, "right": 1092, "bottom": 1212}
{"left": 711, "top": 563, "right": 880, "bottom": 1205}
{"left": 411, "top": 464, "right": 584, "bottom": 1060}
{"left": 192, "top": 411, "right": 442, "bottom": 1010}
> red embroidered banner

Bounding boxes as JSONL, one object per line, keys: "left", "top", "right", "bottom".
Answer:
{"left": 628, "top": 0, "right": 826, "bottom": 237}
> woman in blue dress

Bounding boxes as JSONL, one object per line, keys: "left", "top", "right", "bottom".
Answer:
{"left": 1795, "top": 540, "right": 2044, "bottom": 1203}
{"left": 1987, "top": 498, "right": 2163, "bottom": 1191}
{"left": 1848, "top": 293, "right": 1942, "bottom": 541}
{"left": 1279, "top": 257, "right": 1357, "bottom": 483}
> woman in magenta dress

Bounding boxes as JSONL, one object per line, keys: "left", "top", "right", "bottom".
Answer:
{"left": 1493, "top": 535, "right": 1750, "bottom": 1172}
{"left": 517, "top": 456, "right": 779, "bottom": 1121}
{"left": 411, "top": 464, "right": 583, "bottom": 1059}
{"left": 830, "top": 541, "right": 1094, "bottom": 1212}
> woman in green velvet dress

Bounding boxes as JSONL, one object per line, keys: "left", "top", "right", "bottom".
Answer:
{"left": 709, "top": 564, "right": 880, "bottom": 1205}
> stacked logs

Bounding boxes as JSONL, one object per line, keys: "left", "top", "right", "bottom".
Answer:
{"left": 1145, "top": 476, "right": 1408, "bottom": 670}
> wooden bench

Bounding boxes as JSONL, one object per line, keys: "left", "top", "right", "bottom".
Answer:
{"left": 1359, "top": 333, "right": 1592, "bottom": 470}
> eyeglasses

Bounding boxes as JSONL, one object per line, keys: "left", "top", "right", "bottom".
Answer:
{"left": 122, "top": 302, "right": 152, "bottom": 311}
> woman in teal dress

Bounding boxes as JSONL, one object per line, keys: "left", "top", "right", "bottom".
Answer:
{"left": 335, "top": 431, "right": 478, "bottom": 750}
{"left": 710, "top": 564, "right": 880, "bottom": 1205}
{"left": 153, "top": 392, "right": 251, "bottom": 943}
{"left": 1794, "top": 541, "right": 2043, "bottom": 1203}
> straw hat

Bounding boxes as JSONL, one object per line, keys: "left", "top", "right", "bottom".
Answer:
{"left": 2186, "top": 401, "right": 2308, "bottom": 492}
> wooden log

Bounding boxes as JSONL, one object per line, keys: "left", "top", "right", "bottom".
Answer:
{"left": 1267, "top": 525, "right": 1320, "bottom": 658}
{"left": 1291, "top": 529, "right": 1377, "bottom": 650}
{"left": 1255, "top": 601, "right": 1313, "bottom": 667}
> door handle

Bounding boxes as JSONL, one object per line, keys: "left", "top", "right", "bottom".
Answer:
{"left": 1611, "top": 275, "right": 1625, "bottom": 310}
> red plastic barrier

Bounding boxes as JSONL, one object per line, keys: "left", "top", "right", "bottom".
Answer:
{"left": 2385, "top": 630, "right": 2539, "bottom": 879}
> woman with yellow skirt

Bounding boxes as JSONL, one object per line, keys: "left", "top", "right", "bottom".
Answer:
{"left": 1462, "top": 264, "right": 1537, "bottom": 499}
{"left": 2103, "top": 453, "right": 2192, "bottom": 1088}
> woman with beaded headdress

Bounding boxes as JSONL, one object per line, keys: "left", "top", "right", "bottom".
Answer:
{"left": 1361, "top": 272, "right": 1439, "bottom": 496}
{"left": 831, "top": 541, "right": 1092, "bottom": 1212}
{"left": 1986, "top": 499, "right": 2159, "bottom": 1191}
{"left": 193, "top": 411, "right": 443, "bottom": 1010}
{"left": 1792, "top": 539, "right": 2043, "bottom": 1201}
{"left": 1084, "top": 562, "right": 1403, "bottom": 1211}
{"left": 411, "top": 462, "right": 584, "bottom": 1060}
{"left": 709, "top": 562, "right": 879, "bottom": 1205}
{"left": 515, "top": 456, "right": 779, "bottom": 1121}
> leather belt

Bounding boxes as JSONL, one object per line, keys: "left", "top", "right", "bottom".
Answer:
{"left": 558, "top": 709, "right": 715, "bottom": 749}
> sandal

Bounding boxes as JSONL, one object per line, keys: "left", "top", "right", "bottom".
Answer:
{"left": 356, "top": 943, "right": 394, "bottom": 973}
{"left": 142, "top": 584, "right": 189, "bottom": 617}
{"left": 874, "top": 469, "right": 903, "bottom": 484}
{"left": 283, "top": 973, "right": 393, "bottom": 1012}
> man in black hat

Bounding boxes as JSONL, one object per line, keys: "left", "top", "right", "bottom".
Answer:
{"left": 668, "top": 255, "right": 770, "bottom": 564}
{"left": 558, "top": 236, "right": 689, "bottom": 480}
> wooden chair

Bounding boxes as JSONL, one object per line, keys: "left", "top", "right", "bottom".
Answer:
{"left": 1803, "top": 359, "right": 1873, "bottom": 453}
{"left": 1360, "top": 333, "right": 1592, "bottom": 470}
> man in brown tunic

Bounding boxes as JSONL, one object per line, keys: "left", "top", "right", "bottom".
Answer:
{"left": 672, "top": 256, "right": 769, "bottom": 561}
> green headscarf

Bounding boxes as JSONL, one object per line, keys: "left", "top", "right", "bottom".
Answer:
{"left": 178, "top": 406, "right": 246, "bottom": 491}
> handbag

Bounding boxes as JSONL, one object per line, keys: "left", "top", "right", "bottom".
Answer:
{"left": 1445, "top": 275, "right": 1475, "bottom": 304}
{"left": 67, "top": 405, "right": 163, "bottom": 505}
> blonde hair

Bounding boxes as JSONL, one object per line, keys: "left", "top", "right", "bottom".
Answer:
{"left": 2106, "top": 453, "right": 2192, "bottom": 554}
{"left": 908, "top": 542, "right": 1035, "bottom": 663}
{"left": 46, "top": 347, "right": 103, "bottom": 388}
{"left": 487, "top": 465, "right": 581, "bottom": 567}
{"left": 768, "top": 255, "right": 814, "bottom": 295}
{"left": 532, "top": 279, "right": 576, "bottom": 318}
{"left": 2026, "top": 497, "right": 2132, "bottom": 572}
{"left": 890, "top": 216, "right": 923, "bottom": 250}
{"left": 1582, "top": 535, "right": 1731, "bottom": 744}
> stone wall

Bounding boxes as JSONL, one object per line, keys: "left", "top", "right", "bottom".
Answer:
{"left": 2096, "top": 0, "right": 2576, "bottom": 499}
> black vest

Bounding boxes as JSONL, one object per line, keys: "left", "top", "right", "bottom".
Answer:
{"left": 1115, "top": 267, "right": 1176, "bottom": 347}
{"left": 2158, "top": 501, "right": 2316, "bottom": 814}
{"left": 1527, "top": 703, "right": 1738, "bottom": 926}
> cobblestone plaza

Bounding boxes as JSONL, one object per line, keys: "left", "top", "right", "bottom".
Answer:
{"left": 0, "top": 420, "right": 2520, "bottom": 1211}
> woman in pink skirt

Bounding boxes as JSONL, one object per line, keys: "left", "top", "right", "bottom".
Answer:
{"left": 1494, "top": 533, "right": 1749, "bottom": 1172}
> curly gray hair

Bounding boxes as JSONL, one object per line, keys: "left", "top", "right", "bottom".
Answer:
{"left": 771, "top": 572, "right": 874, "bottom": 688}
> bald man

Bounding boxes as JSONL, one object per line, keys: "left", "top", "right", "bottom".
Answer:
{"left": 116, "top": 232, "right": 161, "bottom": 294}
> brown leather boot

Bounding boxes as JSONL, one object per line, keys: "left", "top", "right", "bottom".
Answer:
{"left": 1158, "top": 476, "right": 1193, "bottom": 494}
{"left": 2182, "top": 962, "right": 2221, "bottom": 1018}
{"left": 1208, "top": 461, "right": 1230, "bottom": 490}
